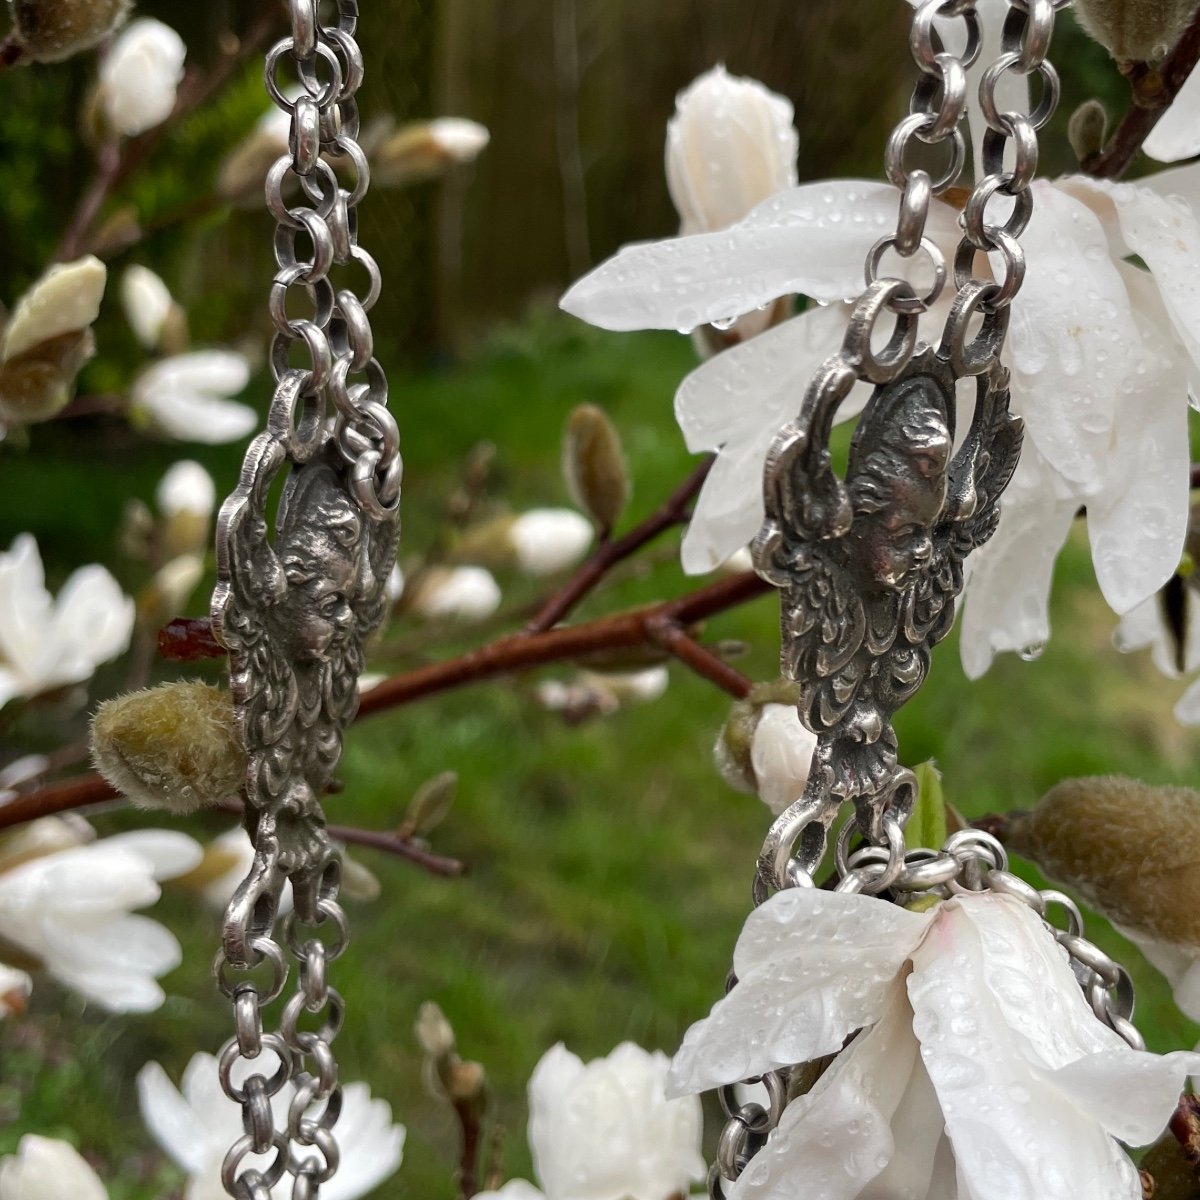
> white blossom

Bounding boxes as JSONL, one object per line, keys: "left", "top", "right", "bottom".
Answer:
{"left": 138, "top": 1052, "right": 404, "bottom": 1200}
{"left": 99, "top": 18, "right": 186, "bottom": 138}
{"left": 671, "top": 887, "right": 1200, "bottom": 1200}
{"left": 562, "top": 156, "right": 1200, "bottom": 673}
{"left": 1, "top": 257, "right": 107, "bottom": 363}
{"left": 509, "top": 509, "right": 593, "bottom": 576}
{"left": 502, "top": 1042, "right": 704, "bottom": 1200}
{"left": 131, "top": 351, "right": 255, "bottom": 444}
{"left": 0, "top": 534, "right": 134, "bottom": 708}
{"left": 749, "top": 703, "right": 817, "bottom": 816}
{"left": 1145, "top": 65, "right": 1200, "bottom": 161}
{"left": 386, "top": 563, "right": 405, "bottom": 603}
{"left": 121, "top": 266, "right": 175, "bottom": 349}
{"left": 429, "top": 117, "right": 490, "bottom": 162}
{"left": 156, "top": 460, "right": 216, "bottom": 521}
{"left": 0, "top": 822, "right": 201, "bottom": 1012}
{"left": 185, "top": 826, "right": 293, "bottom": 916}
{"left": 410, "top": 566, "right": 501, "bottom": 621}
{"left": 0, "top": 1135, "right": 108, "bottom": 1200}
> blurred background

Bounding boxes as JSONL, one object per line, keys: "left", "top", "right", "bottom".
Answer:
{"left": 0, "top": 3, "right": 1191, "bottom": 1199}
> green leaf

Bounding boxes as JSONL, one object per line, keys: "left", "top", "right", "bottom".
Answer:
{"left": 909, "top": 760, "right": 948, "bottom": 852}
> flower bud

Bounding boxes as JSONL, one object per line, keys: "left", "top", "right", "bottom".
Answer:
{"left": 406, "top": 566, "right": 501, "bottom": 621}
{"left": 90, "top": 680, "right": 246, "bottom": 813}
{"left": 713, "top": 680, "right": 812, "bottom": 813}
{"left": 508, "top": 508, "right": 593, "bottom": 576}
{"left": 98, "top": 18, "right": 185, "bottom": 137}
{"left": 216, "top": 105, "right": 292, "bottom": 205}
{"left": 6, "top": 0, "right": 130, "bottom": 64}
{"left": 137, "top": 553, "right": 204, "bottom": 625}
{"left": 1074, "top": 0, "right": 1200, "bottom": 62}
{"left": 1068, "top": 99, "right": 1109, "bottom": 164}
{"left": 415, "top": 1000, "right": 457, "bottom": 1059}
{"left": 562, "top": 404, "right": 629, "bottom": 536}
{"left": 1005, "top": 775, "right": 1200, "bottom": 948}
{"left": 371, "top": 118, "right": 489, "bottom": 187}
{"left": 2, "top": 255, "right": 106, "bottom": 362}
{"left": 121, "top": 264, "right": 187, "bottom": 353}
{"left": 338, "top": 852, "right": 380, "bottom": 902}
{"left": 155, "top": 460, "right": 215, "bottom": 559}
{"left": 400, "top": 771, "right": 457, "bottom": 838}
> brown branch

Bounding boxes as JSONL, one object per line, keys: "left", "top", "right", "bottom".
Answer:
{"left": 0, "top": 571, "right": 770, "bottom": 831}
{"left": 524, "top": 455, "right": 714, "bottom": 633}
{"left": 1084, "top": 8, "right": 1200, "bottom": 180}
{"left": 55, "top": 139, "right": 122, "bottom": 261}
{"left": 454, "top": 1095, "right": 483, "bottom": 1200}
{"left": 325, "top": 820, "right": 465, "bottom": 878}
{"left": 646, "top": 616, "right": 752, "bottom": 698}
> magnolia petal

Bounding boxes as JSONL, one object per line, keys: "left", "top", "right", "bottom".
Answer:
{"left": 1141, "top": 160, "right": 1200, "bottom": 216}
{"left": 0, "top": 1135, "right": 109, "bottom": 1200}
{"left": 326, "top": 1082, "right": 406, "bottom": 1200}
{"left": 669, "top": 889, "right": 931, "bottom": 1094}
{"left": 957, "top": 446, "right": 1078, "bottom": 679}
{"left": 674, "top": 303, "right": 850, "bottom": 452}
{"left": 731, "top": 983, "right": 925, "bottom": 1200}
{"left": 1086, "top": 267, "right": 1189, "bottom": 615}
{"left": 138, "top": 1060, "right": 212, "bottom": 1176}
{"left": 680, "top": 437, "right": 773, "bottom": 575}
{"left": 1175, "top": 674, "right": 1200, "bottom": 725}
{"left": 137, "top": 390, "right": 259, "bottom": 444}
{"left": 909, "top": 898, "right": 1144, "bottom": 1200}
{"left": 1008, "top": 182, "right": 1135, "bottom": 484}
{"left": 1144, "top": 67, "right": 1200, "bottom": 162}
{"left": 1117, "top": 923, "right": 1200, "bottom": 1025}
{"left": 51, "top": 564, "right": 136, "bottom": 678}
{"left": 102, "top": 830, "right": 204, "bottom": 880}
{"left": 1078, "top": 179, "right": 1200, "bottom": 378}
{"left": 42, "top": 913, "right": 181, "bottom": 978}
{"left": 561, "top": 182, "right": 958, "bottom": 332}
{"left": 472, "top": 1183, "right": 545, "bottom": 1200}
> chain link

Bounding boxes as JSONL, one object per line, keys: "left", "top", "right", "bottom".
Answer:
{"left": 265, "top": 0, "right": 400, "bottom": 521}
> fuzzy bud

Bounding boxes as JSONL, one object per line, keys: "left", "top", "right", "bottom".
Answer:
{"left": 6, "top": 0, "right": 131, "bottom": 64}
{"left": 0, "top": 337, "right": 87, "bottom": 423}
{"left": 1068, "top": 99, "right": 1109, "bottom": 164}
{"left": 1005, "top": 775, "right": 1200, "bottom": 948}
{"left": 562, "top": 404, "right": 630, "bottom": 536}
{"left": 406, "top": 566, "right": 501, "bottom": 621}
{"left": 1074, "top": 0, "right": 1200, "bottom": 63}
{"left": 90, "top": 680, "right": 246, "bottom": 813}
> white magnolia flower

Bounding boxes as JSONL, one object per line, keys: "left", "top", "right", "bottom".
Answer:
{"left": 0, "top": 823, "right": 201, "bottom": 1011}
{"left": 1146, "top": 65, "right": 1200, "bottom": 162}
{"left": 748, "top": 702, "right": 817, "bottom": 816}
{"left": 562, "top": 160, "right": 1200, "bottom": 673}
{"left": 157, "top": 460, "right": 216, "bottom": 521}
{"left": 671, "top": 887, "right": 1200, "bottom": 1200}
{"left": 121, "top": 266, "right": 175, "bottom": 350}
{"left": 509, "top": 509, "right": 594, "bottom": 576}
{"left": 484, "top": 1042, "right": 704, "bottom": 1200}
{"left": 0, "top": 963, "right": 32, "bottom": 1019}
{"left": 99, "top": 18, "right": 186, "bottom": 137}
{"left": 1114, "top": 918, "right": 1200, "bottom": 1029}
{"left": 131, "top": 351, "right": 255, "bottom": 444}
{"left": 410, "top": 566, "right": 501, "bottom": 621}
{"left": 2, "top": 257, "right": 107, "bottom": 363}
{"left": 386, "top": 563, "right": 405, "bottom": 603}
{"left": 0, "top": 534, "right": 134, "bottom": 708}
{"left": 429, "top": 117, "right": 490, "bottom": 162}
{"left": 1114, "top": 586, "right": 1200, "bottom": 724}
{"left": 0, "top": 1134, "right": 108, "bottom": 1200}
{"left": 138, "top": 1052, "right": 404, "bottom": 1200}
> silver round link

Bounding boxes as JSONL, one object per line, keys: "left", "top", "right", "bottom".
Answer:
{"left": 290, "top": 94, "right": 323, "bottom": 177}
{"left": 289, "top": 0, "right": 318, "bottom": 60}
{"left": 865, "top": 234, "right": 947, "bottom": 313}
{"left": 895, "top": 169, "right": 933, "bottom": 255}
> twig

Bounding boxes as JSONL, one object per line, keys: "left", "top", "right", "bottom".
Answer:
{"left": 646, "top": 616, "right": 752, "bottom": 698}
{"left": 1084, "top": 8, "right": 1200, "bottom": 180}
{"left": 55, "top": 140, "right": 122, "bottom": 261}
{"left": 454, "top": 1094, "right": 483, "bottom": 1199}
{"left": 325, "top": 820, "right": 465, "bottom": 878}
{"left": 525, "top": 455, "right": 714, "bottom": 633}
{"left": 0, "top": 571, "right": 769, "bottom": 830}
{"left": 1168, "top": 1094, "right": 1200, "bottom": 1172}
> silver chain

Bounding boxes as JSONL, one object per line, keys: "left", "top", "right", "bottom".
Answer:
{"left": 710, "top": 4, "right": 1140, "bottom": 1193}
{"left": 211, "top": 3, "right": 400, "bottom": 1197}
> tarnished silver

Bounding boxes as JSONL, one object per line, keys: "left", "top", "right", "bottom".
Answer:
{"left": 708, "top": 4, "right": 1077, "bottom": 1194}
{"left": 209, "top": 2, "right": 396, "bottom": 1196}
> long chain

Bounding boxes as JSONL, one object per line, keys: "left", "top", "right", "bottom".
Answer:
{"left": 211, "top": 3, "right": 400, "bottom": 1198}
{"left": 709, "top": 4, "right": 1140, "bottom": 1194}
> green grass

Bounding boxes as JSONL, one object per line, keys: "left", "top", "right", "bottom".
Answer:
{"left": 2, "top": 314, "right": 1199, "bottom": 1197}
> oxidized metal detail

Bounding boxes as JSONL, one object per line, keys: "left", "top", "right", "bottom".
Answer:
{"left": 752, "top": 348, "right": 1020, "bottom": 895}
{"left": 212, "top": 393, "right": 398, "bottom": 962}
